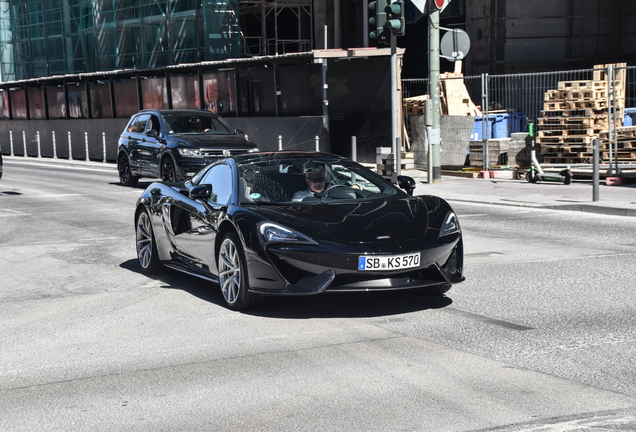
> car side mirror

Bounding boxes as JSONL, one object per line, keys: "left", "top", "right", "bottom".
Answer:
{"left": 397, "top": 175, "right": 416, "bottom": 196}
{"left": 145, "top": 130, "right": 159, "bottom": 138}
{"left": 190, "top": 184, "right": 212, "bottom": 200}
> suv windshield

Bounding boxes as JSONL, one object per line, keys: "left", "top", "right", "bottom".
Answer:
{"left": 236, "top": 157, "right": 401, "bottom": 204}
{"left": 162, "top": 113, "right": 234, "bottom": 135}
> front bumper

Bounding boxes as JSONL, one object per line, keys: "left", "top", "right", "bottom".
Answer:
{"left": 245, "top": 234, "right": 464, "bottom": 295}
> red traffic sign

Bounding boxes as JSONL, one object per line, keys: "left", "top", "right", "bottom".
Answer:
{"left": 434, "top": 0, "right": 450, "bottom": 10}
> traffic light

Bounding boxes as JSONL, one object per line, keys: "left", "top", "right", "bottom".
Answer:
{"left": 384, "top": 0, "right": 405, "bottom": 36}
{"left": 368, "top": 0, "right": 388, "bottom": 46}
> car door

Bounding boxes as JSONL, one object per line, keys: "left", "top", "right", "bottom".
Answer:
{"left": 143, "top": 114, "right": 164, "bottom": 177}
{"left": 163, "top": 163, "right": 234, "bottom": 274}
{"left": 127, "top": 114, "right": 151, "bottom": 171}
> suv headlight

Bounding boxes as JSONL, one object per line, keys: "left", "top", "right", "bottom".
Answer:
{"left": 178, "top": 148, "right": 203, "bottom": 158}
{"left": 439, "top": 211, "right": 460, "bottom": 237}
{"left": 259, "top": 222, "right": 316, "bottom": 244}
{"left": 247, "top": 147, "right": 259, "bottom": 153}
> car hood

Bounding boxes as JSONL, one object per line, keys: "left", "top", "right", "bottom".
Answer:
{"left": 249, "top": 196, "right": 431, "bottom": 244}
{"left": 171, "top": 133, "right": 257, "bottom": 150}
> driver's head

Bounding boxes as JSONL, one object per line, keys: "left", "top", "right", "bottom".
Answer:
{"left": 305, "top": 167, "right": 326, "bottom": 193}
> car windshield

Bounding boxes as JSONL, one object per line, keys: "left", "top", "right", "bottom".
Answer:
{"left": 236, "top": 157, "right": 402, "bottom": 204}
{"left": 162, "top": 113, "right": 234, "bottom": 135}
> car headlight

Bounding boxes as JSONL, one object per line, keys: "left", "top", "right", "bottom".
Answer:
{"left": 247, "top": 147, "right": 259, "bottom": 153}
{"left": 178, "top": 148, "right": 203, "bottom": 157}
{"left": 259, "top": 222, "right": 316, "bottom": 244}
{"left": 439, "top": 211, "right": 460, "bottom": 237}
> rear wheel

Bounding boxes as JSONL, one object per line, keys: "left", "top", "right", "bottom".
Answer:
{"left": 161, "top": 157, "right": 178, "bottom": 182}
{"left": 218, "top": 232, "right": 259, "bottom": 310}
{"left": 136, "top": 209, "right": 161, "bottom": 273}
{"left": 118, "top": 154, "right": 139, "bottom": 187}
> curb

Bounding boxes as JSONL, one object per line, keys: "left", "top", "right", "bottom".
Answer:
{"left": 4, "top": 155, "right": 117, "bottom": 171}
{"left": 440, "top": 197, "right": 636, "bottom": 218}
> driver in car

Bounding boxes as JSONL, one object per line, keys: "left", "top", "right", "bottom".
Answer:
{"left": 292, "top": 167, "right": 326, "bottom": 202}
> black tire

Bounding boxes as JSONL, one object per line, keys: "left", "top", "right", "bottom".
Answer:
{"left": 136, "top": 209, "right": 161, "bottom": 273}
{"left": 525, "top": 171, "right": 533, "bottom": 183}
{"left": 217, "top": 232, "right": 259, "bottom": 311}
{"left": 563, "top": 172, "right": 572, "bottom": 185}
{"left": 161, "top": 157, "right": 178, "bottom": 182}
{"left": 118, "top": 153, "right": 139, "bottom": 187}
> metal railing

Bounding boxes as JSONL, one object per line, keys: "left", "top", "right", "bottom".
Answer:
{"left": 403, "top": 65, "right": 636, "bottom": 170}
{"left": 404, "top": 66, "right": 636, "bottom": 122}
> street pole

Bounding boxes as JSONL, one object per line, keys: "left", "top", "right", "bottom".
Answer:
{"left": 390, "top": 31, "right": 399, "bottom": 180}
{"left": 428, "top": 4, "right": 441, "bottom": 183}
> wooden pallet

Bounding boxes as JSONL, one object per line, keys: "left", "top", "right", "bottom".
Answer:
{"left": 538, "top": 128, "right": 604, "bottom": 138}
{"left": 541, "top": 144, "right": 592, "bottom": 153}
{"left": 558, "top": 80, "right": 607, "bottom": 91}
{"left": 543, "top": 156, "right": 593, "bottom": 164}
{"left": 538, "top": 116, "right": 608, "bottom": 128}
{"left": 599, "top": 141, "right": 636, "bottom": 150}
{"left": 537, "top": 135, "right": 595, "bottom": 145}
{"left": 599, "top": 127, "right": 636, "bottom": 140}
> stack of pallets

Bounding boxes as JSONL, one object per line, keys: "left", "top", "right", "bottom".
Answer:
{"left": 537, "top": 64, "right": 626, "bottom": 164}
{"left": 599, "top": 127, "right": 636, "bottom": 162}
{"left": 376, "top": 147, "right": 414, "bottom": 180}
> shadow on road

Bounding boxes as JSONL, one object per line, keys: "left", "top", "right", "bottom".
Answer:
{"left": 120, "top": 258, "right": 454, "bottom": 319}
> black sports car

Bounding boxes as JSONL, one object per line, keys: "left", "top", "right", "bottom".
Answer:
{"left": 117, "top": 109, "right": 258, "bottom": 186}
{"left": 135, "top": 152, "right": 464, "bottom": 310}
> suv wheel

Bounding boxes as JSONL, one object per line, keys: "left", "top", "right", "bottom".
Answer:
{"left": 161, "top": 157, "right": 178, "bottom": 182}
{"left": 118, "top": 154, "right": 139, "bottom": 187}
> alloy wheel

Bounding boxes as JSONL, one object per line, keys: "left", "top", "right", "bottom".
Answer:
{"left": 219, "top": 237, "right": 241, "bottom": 305}
{"left": 162, "top": 158, "right": 176, "bottom": 182}
{"left": 136, "top": 212, "right": 153, "bottom": 269}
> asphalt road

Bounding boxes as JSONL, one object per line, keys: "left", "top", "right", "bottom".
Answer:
{"left": 1, "top": 160, "right": 635, "bottom": 432}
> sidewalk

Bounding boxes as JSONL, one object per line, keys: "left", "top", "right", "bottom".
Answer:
{"left": 410, "top": 171, "right": 636, "bottom": 217}
{"left": 4, "top": 155, "right": 636, "bottom": 217}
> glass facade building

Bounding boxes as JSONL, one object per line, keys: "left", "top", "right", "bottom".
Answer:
{"left": 0, "top": 0, "right": 241, "bottom": 82}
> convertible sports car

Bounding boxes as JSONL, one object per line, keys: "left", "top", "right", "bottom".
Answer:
{"left": 135, "top": 152, "right": 464, "bottom": 310}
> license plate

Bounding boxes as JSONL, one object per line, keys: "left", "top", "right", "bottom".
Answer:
{"left": 358, "top": 253, "right": 420, "bottom": 271}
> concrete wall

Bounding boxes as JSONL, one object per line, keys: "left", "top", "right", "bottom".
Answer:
{"left": 465, "top": 0, "right": 636, "bottom": 74}
{"left": 409, "top": 115, "right": 475, "bottom": 169}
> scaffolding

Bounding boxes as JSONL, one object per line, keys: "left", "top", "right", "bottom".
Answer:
{"left": 239, "top": 0, "right": 312, "bottom": 57}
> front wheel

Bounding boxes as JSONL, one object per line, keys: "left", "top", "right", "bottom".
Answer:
{"left": 136, "top": 209, "right": 161, "bottom": 273}
{"left": 218, "top": 232, "right": 259, "bottom": 310}
{"left": 161, "top": 157, "right": 178, "bottom": 183}
{"left": 118, "top": 154, "right": 139, "bottom": 187}
{"left": 525, "top": 170, "right": 539, "bottom": 183}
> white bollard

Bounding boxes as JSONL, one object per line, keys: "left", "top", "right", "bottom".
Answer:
{"left": 68, "top": 131, "right": 73, "bottom": 160}
{"left": 315, "top": 135, "right": 320, "bottom": 152}
{"left": 37, "top": 131, "right": 42, "bottom": 158}
{"left": 52, "top": 131, "right": 57, "bottom": 159}
{"left": 22, "top": 131, "right": 27, "bottom": 157}
{"left": 102, "top": 132, "right": 107, "bottom": 163}
{"left": 351, "top": 136, "right": 357, "bottom": 162}
{"left": 85, "top": 131, "right": 90, "bottom": 162}
{"left": 9, "top": 131, "right": 14, "bottom": 156}
{"left": 278, "top": 135, "right": 283, "bottom": 151}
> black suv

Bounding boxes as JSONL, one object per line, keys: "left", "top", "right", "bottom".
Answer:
{"left": 117, "top": 109, "right": 258, "bottom": 186}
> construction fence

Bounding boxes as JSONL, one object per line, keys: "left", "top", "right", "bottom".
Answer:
{"left": 403, "top": 64, "right": 636, "bottom": 171}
